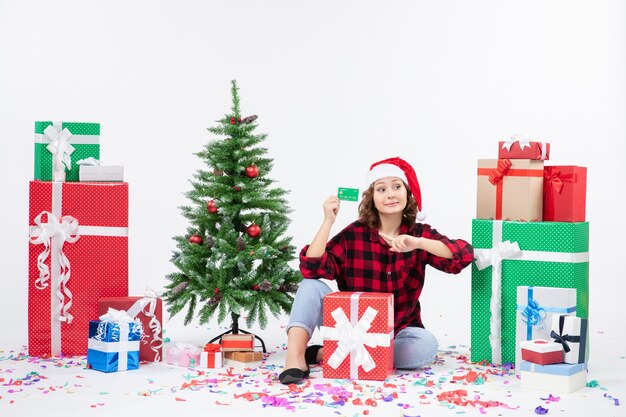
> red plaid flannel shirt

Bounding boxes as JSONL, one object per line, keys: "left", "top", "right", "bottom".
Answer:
{"left": 299, "top": 221, "right": 474, "bottom": 334}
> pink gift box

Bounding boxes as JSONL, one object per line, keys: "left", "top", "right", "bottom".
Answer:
{"left": 165, "top": 342, "right": 201, "bottom": 367}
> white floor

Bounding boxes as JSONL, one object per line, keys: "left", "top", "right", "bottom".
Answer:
{"left": 1, "top": 314, "right": 624, "bottom": 417}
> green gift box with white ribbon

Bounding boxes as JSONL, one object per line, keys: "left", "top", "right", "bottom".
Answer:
{"left": 34, "top": 121, "right": 100, "bottom": 182}
{"left": 470, "top": 219, "right": 589, "bottom": 365}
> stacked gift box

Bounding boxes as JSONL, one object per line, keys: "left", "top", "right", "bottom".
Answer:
{"left": 470, "top": 138, "right": 589, "bottom": 391}
{"left": 28, "top": 121, "right": 163, "bottom": 370}
{"left": 221, "top": 334, "right": 262, "bottom": 366}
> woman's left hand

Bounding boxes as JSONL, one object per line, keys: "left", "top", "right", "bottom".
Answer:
{"left": 379, "top": 233, "right": 421, "bottom": 252}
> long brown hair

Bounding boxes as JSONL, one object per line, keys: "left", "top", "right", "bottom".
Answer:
{"left": 358, "top": 181, "right": 418, "bottom": 229}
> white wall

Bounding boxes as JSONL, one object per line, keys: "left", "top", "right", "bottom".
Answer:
{"left": 1, "top": 1, "right": 624, "bottom": 347}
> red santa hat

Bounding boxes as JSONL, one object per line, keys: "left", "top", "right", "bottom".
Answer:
{"left": 367, "top": 156, "right": 425, "bottom": 220}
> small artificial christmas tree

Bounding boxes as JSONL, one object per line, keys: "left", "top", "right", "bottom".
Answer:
{"left": 164, "top": 80, "right": 301, "bottom": 341}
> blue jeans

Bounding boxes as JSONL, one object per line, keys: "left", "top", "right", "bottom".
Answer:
{"left": 287, "top": 279, "right": 439, "bottom": 369}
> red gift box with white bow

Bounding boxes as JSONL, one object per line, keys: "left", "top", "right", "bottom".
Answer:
{"left": 28, "top": 181, "right": 129, "bottom": 356}
{"left": 321, "top": 291, "right": 394, "bottom": 380}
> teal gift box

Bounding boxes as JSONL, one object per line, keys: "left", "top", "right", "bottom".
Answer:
{"left": 87, "top": 319, "right": 142, "bottom": 373}
{"left": 470, "top": 219, "right": 589, "bottom": 365}
{"left": 34, "top": 121, "right": 100, "bottom": 182}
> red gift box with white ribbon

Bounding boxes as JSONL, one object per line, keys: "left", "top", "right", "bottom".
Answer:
{"left": 28, "top": 181, "right": 129, "bottom": 356}
{"left": 321, "top": 291, "right": 394, "bottom": 380}
{"left": 498, "top": 139, "right": 550, "bottom": 160}
{"left": 98, "top": 295, "right": 163, "bottom": 362}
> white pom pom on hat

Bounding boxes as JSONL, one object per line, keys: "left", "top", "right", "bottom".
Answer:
{"left": 367, "top": 156, "right": 426, "bottom": 221}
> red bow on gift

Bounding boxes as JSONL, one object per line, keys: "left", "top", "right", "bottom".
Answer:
{"left": 488, "top": 159, "right": 512, "bottom": 185}
{"left": 203, "top": 343, "right": 221, "bottom": 352}
{"left": 544, "top": 169, "right": 564, "bottom": 194}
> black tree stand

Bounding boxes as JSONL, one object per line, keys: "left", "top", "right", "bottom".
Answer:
{"left": 208, "top": 312, "right": 267, "bottom": 353}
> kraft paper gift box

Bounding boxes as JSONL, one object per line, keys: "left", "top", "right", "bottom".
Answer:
{"left": 520, "top": 340, "right": 563, "bottom": 365}
{"left": 165, "top": 342, "right": 202, "bottom": 367}
{"left": 224, "top": 352, "right": 263, "bottom": 364}
{"left": 498, "top": 140, "right": 550, "bottom": 160}
{"left": 470, "top": 219, "right": 589, "bottom": 365}
{"left": 515, "top": 286, "right": 576, "bottom": 369}
{"left": 28, "top": 181, "right": 129, "bottom": 357}
{"left": 34, "top": 121, "right": 100, "bottom": 182}
{"left": 550, "top": 314, "right": 588, "bottom": 364}
{"left": 476, "top": 159, "right": 544, "bottom": 221}
{"left": 221, "top": 334, "right": 255, "bottom": 351}
{"left": 543, "top": 166, "right": 588, "bottom": 222}
{"left": 321, "top": 292, "right": 394, "bottom": 380}
{"left": 87, "top": 309, "right": 142, "bottom": 373}
{"left": 520, "top": 361, "right": 587, "bottom": 393}
{"left": 199, "top": 344, "right": 223, "bottom": 368}
{"left": 98, "top": 296, "right": 163, "bottom": 362}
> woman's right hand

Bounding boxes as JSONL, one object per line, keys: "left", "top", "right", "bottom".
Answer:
{"left": 323, "top": 195, "right": 340, "bottom": 223}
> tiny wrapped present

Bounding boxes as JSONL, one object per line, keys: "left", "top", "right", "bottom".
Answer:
{"left": 165, "top": 342, "right": 201, "bottom": 367}
{"left": 224, "top": 351, "right": 263, "bottom": 365}
{"left": 28, "top": 181, "right": 129, "bottom": 357}
{"left": 550, "top": 315, "right": 588, "bottom": 364}
{"left": 98, "top": 294, "right": 163, "bottom": 362}
{"left": 199, "top": 343, "right": 223, "bottom": 368}
{"left": 520, "top": 340, "right": 563, "bottom": 365}
{"left": 515, "top": 286, "right": 576, "bottom": 368}
{"left": 221, "top": 334, "right": 255, "bottom": 351}
{"left": 520, "top": 360, "right": 587, "bottom": 393}
{"left": 543, "top": 166, "right": 587, "bottom": 222}
{"left": 498, "top": 139, "right": 550, "bottom": 160}
{"left": 476, "top": 159, "right": 544, "bottom": 221}
{"left": 321, "top": 291, "right": 394, "bottom": 380}
{"left": 34, "top": 121, "right": 100, "bottom": 182}
{"left": 87, "top": 308, "right": 142, "bottom": 373}
{"left": 78, "top": 158, "right": 124, "bottom": 182}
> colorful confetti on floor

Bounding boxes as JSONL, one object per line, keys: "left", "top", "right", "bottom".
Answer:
{"left": 1, "top": 343, "right": 623, "bottom": 417}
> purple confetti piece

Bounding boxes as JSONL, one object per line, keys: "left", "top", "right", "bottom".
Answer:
{"left": 535, "top": 405, "right": 549, "bottom": 414}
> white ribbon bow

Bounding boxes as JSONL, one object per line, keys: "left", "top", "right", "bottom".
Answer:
{"left": 44, "top": 124, "right": 75, "bottom": 182}
{"left": 321, "top": 306, "right": 391, "bottom": 373}
{"left": 29, "top": 211, "right": 80, "bottom": 324}
{"left": 99, "top": 307, "right": 135, "bottom": 323}
{"left": 474, "top": 240, "right": 522, "bottom": 271}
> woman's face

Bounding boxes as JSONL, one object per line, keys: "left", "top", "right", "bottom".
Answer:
{"left": 372, "top": 177, "right": 407, "bottom": 216}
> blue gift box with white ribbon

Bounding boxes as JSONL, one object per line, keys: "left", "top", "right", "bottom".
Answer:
{"left": 515, "top": 286, "right": 577, "bottom": 370}
{"left": 87, "top": 308, "right": 143, "bottom": 373}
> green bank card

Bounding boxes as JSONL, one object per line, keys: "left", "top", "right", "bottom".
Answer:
{"left": 338, "top": 187, "right": 359, "bottom": 201}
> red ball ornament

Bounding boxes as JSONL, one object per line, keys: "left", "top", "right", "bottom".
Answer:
{"left": 247, "top": 223, "right": 261, "bottom": 238}
{"left": 251, "top": 284, "right": 260, "bottom": 291}
{"left": 245, "top": 163, "right": 260, "bottom": 179}
{"left": 207, "top": 199, "right": 218, "bottom": 214}
{"left": 188, "top": 234, "right": 203, "bottom": 245}
{"left": 214, "top": 288, "right": 220, "bottom": 295}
